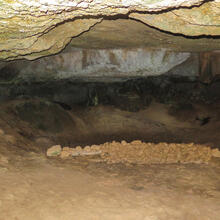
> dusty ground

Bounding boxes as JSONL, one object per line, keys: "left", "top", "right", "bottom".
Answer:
{"left": 0, "top": 99, "right": 220, "bottom": 220}
{"left": 0, "top": 150, "right": 220, "bottom": 220}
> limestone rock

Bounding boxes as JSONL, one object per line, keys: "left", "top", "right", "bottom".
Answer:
{"left": 46, "top": 145, "right": 62, "bottom": 157}
{"left": 1, "top": 18, "right": 102, "bottom": 61}
{"left": 60, "top": 150, "right": 72, "bottom": 159}
{"left": 212, "top": 148, "right": 220, "bottom": 158}
{"left": 100, "top": 141, "right": 212, "bottom": 164}
{"left": 8, "top": 47, "right": 191, "bottom": 80}
{"left": 70, "top": 19, "right": 220, "bottom": 52}
{"left": 0, "top": 0, "right": 219, "bottom": 60}
{"left": 59, "top": 145, "right": 102, "bottom": 158}
{"left": 58, "top": 141, "right": 213, "bottom": 164}
{"left": 129, "top": 1, "right": 220, "bottom": 36}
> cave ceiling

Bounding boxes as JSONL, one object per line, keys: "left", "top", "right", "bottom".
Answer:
{"left": 0, "top": 0, "right": 219, "bottom": 61}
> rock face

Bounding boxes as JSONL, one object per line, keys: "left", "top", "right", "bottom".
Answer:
{"left": 69, "top": 19, "right": 220, "bottom": 52}
{"left": 12, "top": 48, "right": 191, "bottom": 81}
{"left": 0, "top": 0, "right": 219, "bottom": 60}
{"left": 129, "top": 1, "right": 220, "bottom": 36}
{"left": 46, "top": 145, "right": 62, "bottom": 157}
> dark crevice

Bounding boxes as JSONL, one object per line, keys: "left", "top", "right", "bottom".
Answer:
{"left": 45, "top": 0, "right": 220, "bottom": 45}
{"left": 3, "top": 0, "right": 219, "bottom": 62}
{"left": 196, "top": 116, "right": 211, "bottom": 126}
{"left": 129, "top": 17, "right": 220, "bottom": 39}
{"left": 53, "top": 101, "right": 72, "bottom": 111}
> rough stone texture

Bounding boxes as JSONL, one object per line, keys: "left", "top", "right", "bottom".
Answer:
{"left": 100, "top": 141, "right": 212, "bottom": 164}
{"left": 46, "top": 145, "right": 62, "bottom": 157}
{"left": 2, "top": 48, "right": 192, "bottom": 81}
{"left": 57, "top": 141, "right": 213, "bottom": 164}
{"left": 1, "top": 18, "right": 102, "bottom": 61}
{"left": 0, "top": 0, "right": 219, "bottom": 60}
{"left": 70, "top": 19, "right": 220, "bottom": 52}
{"left": 129, "top": 1, "right": 220, "bottom": 36}
{"left": 212, "top": 148, "right": 220, "bottom": 158}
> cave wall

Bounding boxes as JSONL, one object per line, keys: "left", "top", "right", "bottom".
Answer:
{"left": 1, "top": 48, "right": 197, "bottom": 83}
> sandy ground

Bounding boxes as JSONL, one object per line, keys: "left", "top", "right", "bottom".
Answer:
{"left": 0, "top": 99, "right": 220, "bottom": 220}
{"left": 0, "top": 152, "right": 220, "bottom": 220}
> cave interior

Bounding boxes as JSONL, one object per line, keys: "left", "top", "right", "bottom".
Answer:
{"left": 0, "top": 5, "right": 220, "bottom": 220}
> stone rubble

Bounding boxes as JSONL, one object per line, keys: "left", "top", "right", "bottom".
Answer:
{"left": 46, "top": 145, "right": 62, "bottom": 157}
{"left": 47, "top": 140, "right": 217, "bottom": 164}
{"left": 212, "top": 148, "right": 220, "bottom": 158}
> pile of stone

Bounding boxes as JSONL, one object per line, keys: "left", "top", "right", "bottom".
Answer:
{"left": 46, "top": 140, "right": 220, "bottom": 164}
{"left": 46, "top": 145, "right": 101, "bottom": 159}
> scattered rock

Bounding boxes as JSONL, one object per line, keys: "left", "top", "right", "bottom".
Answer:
{"left": 56, "top": 141, "right": 213, "bottom": 165}
{"left": 46, "top": 145, "right": 62, "bottom": 157}
{"left": 131, "top": 140, "right": 142, "bottom": 145}
{"left": 90, "top": 145, "right": 101, "bottom": 151}
{"left": 100, "top": 142, "right": 212, "bottom": 164}
{"left": 75, "top": 146, "right": 83, "bottom": 152}
{"left": 212, "top": 148, "right": 220, "bottom": 158}
{"left": 63, "top": 146, "right": 71, "bottom": 151}
{"left": 121, "top": 140, "right": 127, "bottom": 145}
{"left": 58, "top": 145, "right": 102, "bottom": 158}
{"left": 60, "top": 150, "right": 72, "bottom": 159}
{"left": 84, "top": 146, "right": 91, "bottom": 152}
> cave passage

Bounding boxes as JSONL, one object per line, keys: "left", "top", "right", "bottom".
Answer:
{"left": 1, "top": 1, "right": 220, "bottom": 219}
{"left": 0, "top": 48, "right": 220, "bottom": 220}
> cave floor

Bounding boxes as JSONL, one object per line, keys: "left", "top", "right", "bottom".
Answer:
{"left": 0, "top": 99, "right": 220, "bottom": 220}
{"left": 0, "top": 152, "right": 220, "bottom": 220}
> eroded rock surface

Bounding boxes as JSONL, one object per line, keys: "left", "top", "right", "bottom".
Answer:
{"left": 10, "top": 48, "right": 191, "bottom": 81}
{"left": 130, "top": 1, "right": 220, "bottom": 36}
{"left": 0, "top": 0, "right": 220, "bottom": 60}
{"left": 70, "top": 19, "right": 220, "bottom": 52}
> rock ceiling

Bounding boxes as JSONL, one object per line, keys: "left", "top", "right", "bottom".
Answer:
{"left": 0, "top": 0, "right": 220, "bottom": 61}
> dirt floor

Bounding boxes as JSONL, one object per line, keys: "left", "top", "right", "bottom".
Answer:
{"left": 0, "top": 150, "right": 220, "bottom": 220}
{"left": 0, "top": 99, "right": 220, "bottom": 220}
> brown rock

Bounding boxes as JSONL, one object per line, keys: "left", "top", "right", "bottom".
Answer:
{"left": 60, "top": 150, "right": 72, "bottom": 159}
{"left": 46, "top": 145, "right": 62, "bottom": 157}
{"left": 212, "top": 149, "right": 220, "bottom": 158}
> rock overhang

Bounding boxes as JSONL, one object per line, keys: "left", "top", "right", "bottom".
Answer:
{"left": 0, "top": 0, "right": 219, "bottom": 61}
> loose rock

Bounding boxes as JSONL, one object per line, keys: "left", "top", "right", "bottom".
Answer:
{"left": 60, "top": 150, "right": 72, "bottom": 159}
{"left": 57, "top": 141, "right": 213, "bottom": 165}
{"left": 46, "top": 145, "right": 62, "bottom": 157}
{"left": 212, "top": 148, "right": 220, "bottom": 158}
